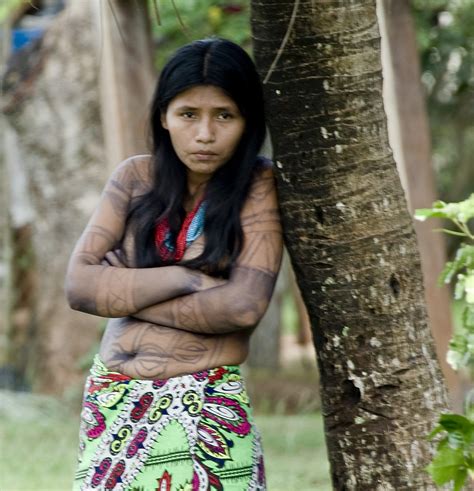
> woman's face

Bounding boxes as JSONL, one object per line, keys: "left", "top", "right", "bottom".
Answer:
{"left": 161, "top": 85, "right": 246, "bottom": 185}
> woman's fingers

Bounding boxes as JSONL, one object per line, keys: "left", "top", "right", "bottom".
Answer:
{"left": 182, "top": 235, "right": 205, "bottom": 261}
{"left": 104, "top": 250, "right": 127, "bottom": 267}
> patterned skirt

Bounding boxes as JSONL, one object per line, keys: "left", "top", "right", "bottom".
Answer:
{"left": 73, "top": 355, "right": 266, "bottom": 490}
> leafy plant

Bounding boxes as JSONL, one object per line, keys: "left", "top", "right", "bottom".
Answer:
{"left": 415, "top": 193, "right": 474, "bottom": 489}
{"left": 148, "top": 0, "right": 251, "bottom": 69}
{"left": 427, "top": 414, "right": 474, "bottom": 490}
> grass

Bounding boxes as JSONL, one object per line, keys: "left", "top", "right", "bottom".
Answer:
{"left": 255, "top": 413, "right": 331, "bottom": 491}
{"left": 0, "top": 391, "right": 78, "bottom": 490}
{"left": 0, "top": 390, "right": 330, "bottom": 491}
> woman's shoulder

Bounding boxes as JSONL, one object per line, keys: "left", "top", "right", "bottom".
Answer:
{"left": 113, "top": 154, "right": 152, "bottom": 175}
{"left": 251, "top": 156, "right": 276, "bottom": 183}
{"left": 244, "top": 156, "right": 277, "bottom": 202}
{"left": 111, "top": 154, "right": 153, "bottom": 195}
{"left": 241, "top": 156, "right": 279, "bottom": 219}
{"left": 256, "top": 155, "right": 274, "bottom": 171}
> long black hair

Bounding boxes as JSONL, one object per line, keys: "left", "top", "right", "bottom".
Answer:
{"left": 126, "top": 38, "right": 267, "bottom": 277}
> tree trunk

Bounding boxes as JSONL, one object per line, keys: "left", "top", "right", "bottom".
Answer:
{"left": 93, "top": 0, "right": 155, "bottom": 171}
{"left": 377, "top": 0, "right": 460, "bottom": 406}
{"left": 1, "top": 1, "right": 106, "bottom": 393}
{"left": 251, "top": 1, "right": 449, "bottom": 489}
{"left": 1, "top": 1, "right": 155, "bottom": 394}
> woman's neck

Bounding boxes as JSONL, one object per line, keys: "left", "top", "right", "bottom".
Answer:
{"left": 184, "top": 180, "right": 207, "bottom": 212}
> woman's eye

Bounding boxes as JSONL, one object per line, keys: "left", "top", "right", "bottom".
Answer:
{"left": 218, "top": 112, "right": 233, "bottom": 120}
{"left": 181, "top": 111, "right": 195, "bottom": 119}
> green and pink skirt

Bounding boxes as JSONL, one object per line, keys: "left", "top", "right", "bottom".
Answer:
{"left": 73, "top": 355, "right": 266, "bottom": 490}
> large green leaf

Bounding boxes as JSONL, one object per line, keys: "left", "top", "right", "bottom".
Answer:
{"left": 427, "top": 446, "right": 466, "bottom": 485}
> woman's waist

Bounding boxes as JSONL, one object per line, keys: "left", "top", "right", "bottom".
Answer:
{"left": 90, "top": 353, "right": 243, "bottom": 382}
{"left": 99, "top": 318, "right": 250, "bottom": 379}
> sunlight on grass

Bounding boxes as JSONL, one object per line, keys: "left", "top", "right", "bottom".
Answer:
{"left": 0, "top": 390, "right": 330, "bottom": 490}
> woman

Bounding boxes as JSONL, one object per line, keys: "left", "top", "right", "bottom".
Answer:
{"left": 66, "top": 38, "right": 283, "bottom": 491}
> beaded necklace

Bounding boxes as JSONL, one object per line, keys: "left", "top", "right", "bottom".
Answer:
{"left": 154, "top": 198, "right": 207, "bottom": 262}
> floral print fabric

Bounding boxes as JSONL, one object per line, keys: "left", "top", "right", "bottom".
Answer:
{"left": 73, "top": 355, "right": 266, "bottom": 490}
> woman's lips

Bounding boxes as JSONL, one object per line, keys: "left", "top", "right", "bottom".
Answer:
{"left": 192, "top": 152, "right": 218, "bottom": 161}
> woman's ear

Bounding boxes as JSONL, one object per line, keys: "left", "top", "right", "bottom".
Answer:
{"left": 160, "top": 113, "right": 168, "bottom": 130}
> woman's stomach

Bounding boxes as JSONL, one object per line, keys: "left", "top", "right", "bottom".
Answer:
{"left": 99, "top": 316, "right": 250, "bottom": 379}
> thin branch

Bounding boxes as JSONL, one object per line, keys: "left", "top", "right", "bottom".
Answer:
{"left": 107, "top": 0, "right": 128, "bottom": 48}
{"left": 98, "top": 0, "right": 105, "bottom": 72}
{"left": 170, "top": 0, "right": 190, "bottom": 38}
{"left": 262, "top": 0, "right": 300, "bottom": 84}
{"left": 433, "top": 228, "right": 469, "bottom": 238}
{"left": 152, "top": 0, "right": 161, "bottom": 26}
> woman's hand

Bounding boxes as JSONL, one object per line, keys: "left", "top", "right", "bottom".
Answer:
{"left": 181, "top": 235, "right": 227, "bottom": 290}
{"left": 100, "top": 239, "right": 225, "bottom": 292}
{"left": 132, "top": 165, "right": 283, "bottom": 334}
{"left": 101, "top": 249, "right": 128, "bottom": 268}
{"left": 181, "top": 234, "right": 205, "bottom": 262}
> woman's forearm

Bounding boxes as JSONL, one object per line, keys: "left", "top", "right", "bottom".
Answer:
{"left": 65, "top": 262, "right": 208, "bottom": 318}
{"left": 132, "top": 265, "right": 277, "bottom": 334}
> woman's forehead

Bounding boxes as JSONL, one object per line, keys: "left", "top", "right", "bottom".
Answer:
{"left": 169, "top": 85, "right": 238, "bottom": 109}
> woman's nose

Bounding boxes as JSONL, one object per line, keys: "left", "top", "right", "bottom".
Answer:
{"left": 196, "top": 118, "right": 215, "bottom": 143}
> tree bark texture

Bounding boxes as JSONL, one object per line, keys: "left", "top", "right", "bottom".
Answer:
{"left": 251, "top": 1, "right": 449, "bottom": 489}
{"left": 1, "top": 2, "right": 107, "bottom": 393}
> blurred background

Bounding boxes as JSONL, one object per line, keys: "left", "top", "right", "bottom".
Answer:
{"left": 0, "top": 1, "right": 473, "bottom": 489}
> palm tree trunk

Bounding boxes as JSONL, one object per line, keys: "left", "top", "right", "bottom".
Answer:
{"left": 251, "top": 0, "right": 449, "bottom": 488}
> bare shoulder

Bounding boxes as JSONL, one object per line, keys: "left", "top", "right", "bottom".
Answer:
{"left": 241, "top": 158, "right": 281, "bottom": 233}
{"left": 246, "top": 157, "right": 277, "bottom": 207}
{"left": 111, "top": 154, "right": 153, "bottom": 197}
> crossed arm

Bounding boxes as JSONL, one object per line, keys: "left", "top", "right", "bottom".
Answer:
{"left": 132, "top": 170, "right": 283, "bottom": 333}
{"left": 65, "top": 155, "right": 283, "bottom": 334}
{"left": 65, "top": 156, "right": 218, "bottom": 318}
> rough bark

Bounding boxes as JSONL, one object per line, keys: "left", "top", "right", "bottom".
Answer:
{"left": 251, "top": 0, "right": 449, "bottom": 489}
{"left": 1, "top": 2, "right": 107, "bottom": 393}
{"left": 378, "top": 0, "right": 460, "bottom": 406}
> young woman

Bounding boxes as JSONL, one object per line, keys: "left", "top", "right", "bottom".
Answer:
{"left": 66, "top": 38, "right": 283, "bottom": 491}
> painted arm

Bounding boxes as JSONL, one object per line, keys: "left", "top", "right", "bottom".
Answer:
{"left": 64, "top": 156, "right": 219, "bottom": 318}
{"left": 132, "top": 165, "right": 284, "bottom": 333}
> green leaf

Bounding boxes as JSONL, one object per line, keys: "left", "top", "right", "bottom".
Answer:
{"left": 427, "top": 445, "right": 465, "bottom": 485}
{"left": 453, "top": 468, "right": 468, "bottom": 491}
{"left": 439, "top": 413, "right": 473, "bottom": 432}
{"left": 457, "top": 194, "right": 474, "bottom": 224}
{"left": 439, "top": 245, "right": 474, "bottom": 285}
{"left": 428, "top": 424, "right": 444, "bottom": 440}
{"left": 455, "top": 275, "right": 467, "bottom": 300}
{"left": 414, "top": 209, "right": 447, "bottom": 221}
{"left": 462, "top": 306, "right": 474, "bottom": 329}
{"left": 415, "top": 194, "right": 474, "bottom": 226}
{"left": 432, "top": 200, "right": 448, "bottom": 209}
{"left": 466, "top": 274, "right": 474, "bottom": 304}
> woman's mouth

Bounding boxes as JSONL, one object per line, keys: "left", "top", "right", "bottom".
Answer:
{"left": 192, "top": 152, "right": 218, "bottom": 161}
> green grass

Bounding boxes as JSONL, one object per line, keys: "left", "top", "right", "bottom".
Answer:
{"left": 255, "top": 413, "right": 331, "bottom": 491}
{"left": 0, "top": 390, "right": 330, "bottom": 490}
{"left": 0, "top": 391, "right": 78, "bottom": 490}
